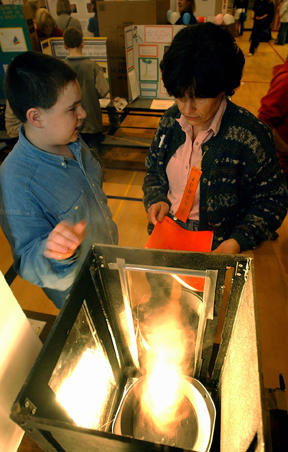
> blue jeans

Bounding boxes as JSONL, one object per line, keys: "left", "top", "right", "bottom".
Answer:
{"left": 169, "top": 214, "right": 199, "bottom": 231}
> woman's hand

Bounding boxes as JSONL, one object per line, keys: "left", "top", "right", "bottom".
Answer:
{"left": 44, "top": 220, "right": 87, "bottom": 260}
{"left": 213, "top": 238, "right": 240, "bottom": 254}
{"left": 147, "top": 202, "right": 169, "bottom": 225}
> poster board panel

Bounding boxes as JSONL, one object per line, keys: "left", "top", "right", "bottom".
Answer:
{"left": 0, "top": 4, "right": 39, "bottom": 99}
{"left": 125, "top": 25, "right": 184, "bottom": 102}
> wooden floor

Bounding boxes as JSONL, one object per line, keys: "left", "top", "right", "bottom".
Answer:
{"left": 1, "top": 30, "right": 288, "bottom": 451}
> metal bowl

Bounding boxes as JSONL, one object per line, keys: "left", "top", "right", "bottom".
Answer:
{"left": 112, "top": 376, "right": 216, "bottom": 451}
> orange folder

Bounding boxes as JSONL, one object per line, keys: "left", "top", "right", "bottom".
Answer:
{"left": 145, "top": 216, "right": 214, "bottom": 291}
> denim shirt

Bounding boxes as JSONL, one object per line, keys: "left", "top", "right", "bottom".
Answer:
{"left": 0, "top": 126, "right": 118, "bottom": 308}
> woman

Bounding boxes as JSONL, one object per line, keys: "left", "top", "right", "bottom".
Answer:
{"left": 88, "top": 0, "right": 100, "bottom": 37}
{"left": 143, "top": 23, "right": 288, "bottom": 254}
{"left": 25, "top": 0, "right": 41, "bottom": 21}
{"left": 35, "top": 8, "right": 63, "bottom": 41}
{"left": 175, "top": 0, "right": 197, "bottom": 25}
{"left": 55, "top": 0, "right": 82, "bottom": 33}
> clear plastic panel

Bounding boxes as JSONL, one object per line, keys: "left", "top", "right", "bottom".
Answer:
{"left": 49, "top": 301, "right": 116, "bottom": 430}
{"left": 114, "top": 263, "right": 213, "bottom": 378}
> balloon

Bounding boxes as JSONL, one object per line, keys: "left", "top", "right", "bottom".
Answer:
{"left": 166, "top": 9, "right": 172, "bottom": 23}
{"left": 170, "top": 11, "right": 180, "bottom": 24}
{"left": 223, "top": 13, "right": 235, "bottom": 25}
{"left": 182, "top": 12, "right": 191, "bottom": 25}
{"left": 215, "top": 13, "right": 224, "bottom": 25}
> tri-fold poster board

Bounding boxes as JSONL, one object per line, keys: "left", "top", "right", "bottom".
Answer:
{"left": 125, "top": 25, "right": 183, "bottom": 103}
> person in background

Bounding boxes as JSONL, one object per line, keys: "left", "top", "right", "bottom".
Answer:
{"left": 258, "top": 57, "right": 288, "bottom": 185}
{"left": 4, "top": 100, "right": 21, "bottom": 142}
{"left": 175, "top": 0, "right": 197, "bottom": 25}
{"left": 234, "top": 0, "right": 248, "bottom": 36}
{"left": 273, "top": 0, "right": 282, "bottom": 32}
{"left": 143, "top": 23, "right": 288, "bottom": 254}
{"left": 0, "top": 101, "right": 20, "bottom": 158}
{"left": 0, "top": 51, "right": 118, "bottom": 309}
{"left": 87, "top": 1, "right": 120, "bottom": 134}
{"left": 248, "top": 0, "right": 274, "bottom": 55}
{"left": 56, "top": 0, "right": 82, "bottom": 33}
{"left": 24, "top": 0, "right": 41, "bottom": 23}
{"left": 88, "top": 0, "right": 100, "bottom": 37}
{"left": 276, "top": 0, "right": 288, "bottom": 44}
{"left": 64, "top": 27, "right": 114, "bottom": 152}
{"left": 35, "top": 8, "right": 63, "bottom": 40}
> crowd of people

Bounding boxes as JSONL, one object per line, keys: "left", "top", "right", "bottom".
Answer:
{"left": 173, "top": 0, "right": 288, "bottom": 54}
{"left": 0, "top": 5, "right": 288, "bottom": 309}
{"left": 23, "top": 0, "right": 288, "bottom": 56}
{"left": 24, "top": 0, "right": 100, "bottom": 40}
{"left": 24, "top": 0, "right": 82, "bottom": 40}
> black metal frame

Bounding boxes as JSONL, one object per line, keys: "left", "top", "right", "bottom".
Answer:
{"left": 10, "top": 245, "right": 256, "bottom": 452}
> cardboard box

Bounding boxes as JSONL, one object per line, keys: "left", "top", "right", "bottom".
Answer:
{"left": 97, "top": 0, "right": 170, "bottom": 97}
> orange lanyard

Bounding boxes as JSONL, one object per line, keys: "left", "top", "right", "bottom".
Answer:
{"left": 174, "top": 166, "right": 202, "bottom": 222}
{"left": 174, "top": 148, "right": 207, "bottom": 223}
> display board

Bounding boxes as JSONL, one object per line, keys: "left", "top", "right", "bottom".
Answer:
{"left": 124, "top": 24, "right": 183, "bottom": 102}
{"left": 41, "top": 37, "right": 109, "bottom": 80}
{"left": 0, "top": 4, "right": 39, "bottom": 99}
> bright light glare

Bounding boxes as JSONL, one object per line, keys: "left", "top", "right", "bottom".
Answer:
{"left": 120, "top": 295, "right": 139, "bottom": 368}
{"left": 172, "top": 274, "right": 198, "bottom": 291}
{"left": 56, "top": 348, "right": 115, "bottom": 429}
{"left": 141, "top": 315, "right": 187, "bottom": 431}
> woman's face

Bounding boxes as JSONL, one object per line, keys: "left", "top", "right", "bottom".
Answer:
{"left": 178, "top": 0, "right": 191, "bottom": 13}
{"left": 175, "top": 91, "right": 224, "bottom": 131}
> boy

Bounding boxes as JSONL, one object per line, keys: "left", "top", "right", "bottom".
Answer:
{"left": 64, "top": 27, "right": 119, "bottom": 150}
{"left": 0, "top": 51, "right": 118, "bottom": 308}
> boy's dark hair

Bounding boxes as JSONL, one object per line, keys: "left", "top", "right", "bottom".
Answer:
{"left": 4, "top": 51, "right": 77, "bottom": 123}
{"left": 160, "top": 23, "right": 245, "bottom": 98}
{"left": 64, "top": 27, "right": 83, "bottom": 48}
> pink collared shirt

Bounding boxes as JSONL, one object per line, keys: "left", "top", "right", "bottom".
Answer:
{"left": 166, "top": 97, "right": 227, "bottom": 220}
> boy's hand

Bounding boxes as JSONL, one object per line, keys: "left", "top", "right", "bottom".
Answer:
{"left": 147, "top": 202, "right": 169, "bottom": 225}
{"left": 44, "top": 220, "right": 87, "bottom": 260}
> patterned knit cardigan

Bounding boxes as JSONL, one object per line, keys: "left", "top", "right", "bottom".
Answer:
{"left": 143, "top": 99, "right": 288, "bottom": 251}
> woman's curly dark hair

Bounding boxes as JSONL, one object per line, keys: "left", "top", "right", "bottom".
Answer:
{"left": 160, "top": 23, "right": 245, "bottom": 99}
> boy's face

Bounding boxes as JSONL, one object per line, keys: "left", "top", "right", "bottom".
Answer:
{"left": 39, "top": 80, "right": 86, "bottom": 147}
